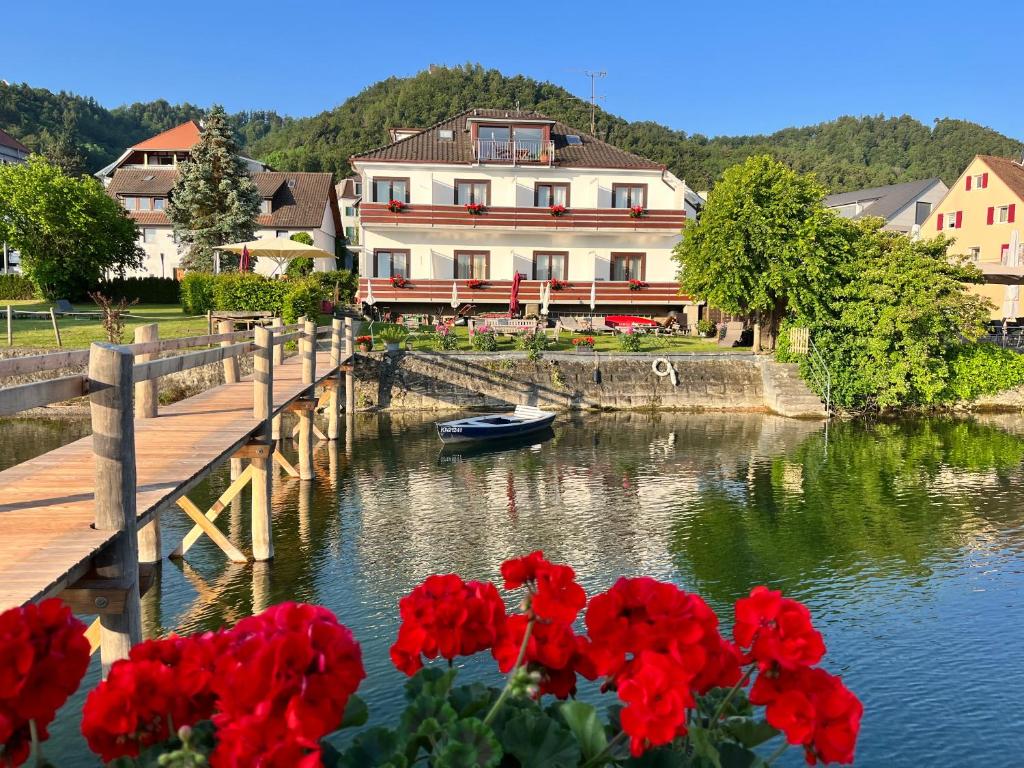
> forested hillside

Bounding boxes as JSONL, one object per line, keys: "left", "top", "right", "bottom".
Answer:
{"left": 3, "top": 66, "right": 1021, "bottom": 193}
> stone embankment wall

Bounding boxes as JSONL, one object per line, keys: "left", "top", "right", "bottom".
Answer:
{"left": 350, "top": 351, "right": 767, "bottom": 412}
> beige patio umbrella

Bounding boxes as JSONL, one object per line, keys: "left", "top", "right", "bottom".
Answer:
{"left": 540, "top": 280, "right": 551, "bottom": 316}
{"left": 219, "top": 237, "right": 334, "bottom": 276}
{"left": 450, "top": 280, "right": 460, "bottom": 309}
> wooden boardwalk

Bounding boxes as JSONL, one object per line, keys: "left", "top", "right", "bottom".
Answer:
{"left": 0, "top": 347, "right": 335, "bottom": 611}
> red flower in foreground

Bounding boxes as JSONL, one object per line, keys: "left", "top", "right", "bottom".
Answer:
{"left": 752, "top": 666, "right": 862, "bottom": 765}
{"left": 618, "top": 651, "right": 694, "bottom": 756}
{"left": 501, "top": 551, "right": 587, "bottom": 624}
{"left": 734, "top": 586, "right": 825, "bottom": 671}
{"left": 492, "top": 614, "right": 584, "bottom": 699}
{"left": 0, "top": 599, "right": 89, "bottom": 767}
{"left": 390, "top": 574, "right": 506, "bottom": 675}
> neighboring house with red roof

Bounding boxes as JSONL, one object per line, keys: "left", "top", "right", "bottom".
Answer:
{"left": 350, "top": 108, "right": 700, "bottom": 319}
{"left": 97, "top": 122, "right": 340, "bottom": 278}
{"left": 0, "top": 128, "right": 29, "bottom": 165}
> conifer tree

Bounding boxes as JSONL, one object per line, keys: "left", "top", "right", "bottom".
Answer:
{"left": 42, "top": 108, "right": 87, "bottom": 177}
{"left": 167, "top": 105, "right": 260, "bottom": 272}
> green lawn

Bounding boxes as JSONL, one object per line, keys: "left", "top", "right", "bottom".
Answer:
{"left": 369, "top": 324, "right": 743, "bottom": 354}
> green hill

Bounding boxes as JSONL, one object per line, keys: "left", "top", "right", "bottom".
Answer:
{"left": 3, "top": 65, "right": 1021, "bottom": 193}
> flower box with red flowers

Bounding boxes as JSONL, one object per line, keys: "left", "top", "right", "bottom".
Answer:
{"left": 356, "top": 334, "right": 373, "bottom": 352}
{"left": 466, "top": 279, "right": 488, "bottom": 289}
{"left": 386, "top": 199, "right": 406, "bottom": 213}
{"left": 549, "top": 279, "right": 570, "bottom": 291}
{"left": 465, "top": 202, "right": 486, "bottom": 215}
{"left": 549, "top": 204, "right": 568, "bottom": 217}
{"left": 628, "top": 205, "right": 647, "bottom": 218}
{"left": 571, "top": 336, "right": 595, "bottom": 350}
{"left": 628, "top": 279, "right": 649, "bottom": 290}
{"left": 390, "top": 275, "right": 410, "bottom": 289}
{"left": 7, "top": 555, "right": 862, "bottom": 768}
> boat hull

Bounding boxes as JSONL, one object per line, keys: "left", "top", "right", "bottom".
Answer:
{"left": 436, "top": 413, "right": 556, "bottom": 444}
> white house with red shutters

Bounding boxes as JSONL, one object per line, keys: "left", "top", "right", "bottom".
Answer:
{"left": 349, "top": 109, "right": 699, "bottom": 321}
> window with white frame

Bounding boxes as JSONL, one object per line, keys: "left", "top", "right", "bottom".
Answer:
{"left": 140, "top": 227, "right": 156, "bottom": 244}
{"left": 998, "top": 206, "right": 1010, "bottom": 223}
{"left": 276, "top": 230, "right": 288, "bottom": 238}
{"left": 374, "top": 249, "right": 409, "bottom": 278}
{"left": 968, "top": 247, "right": 980, "bottom": 261}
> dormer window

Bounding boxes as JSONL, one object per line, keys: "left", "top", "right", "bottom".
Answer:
{"left": 261, "top": 199, "right": 272, "bottom": 214}
{"left": 439, "top": 129, "right": 454, "bottom": 141}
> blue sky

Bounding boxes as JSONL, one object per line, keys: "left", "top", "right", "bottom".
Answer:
{"left": 6, "top": 0, "right": 1022, "bottom": 139}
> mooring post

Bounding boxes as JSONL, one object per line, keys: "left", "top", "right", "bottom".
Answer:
{"left": 49, "top": 307, "right": 62, "bottom": 348}
{"left": 219, "top": 319, "right": 240, "bottom": 384}
{"left": 6, "top": 304, "right": 12, "bottom": 346}
{"left": 133, "top": 324, "right": 161, "bottom": 565}
{"left": 344, "top": 316, "right": 355, "bottom": 415}
{"left": 298, "top": 318, "right": 316, "bottom": 480}
{"left": 270, "top": 317, "right": 283, "bottom": 442}
{"left": 251, "top": 326, "right": 274, "bottom": 560}
{"left": 89, "top": 342, "right": 142, "bottom": 674}
{"left": 327, "top": 317, "right": 342, "bottom": 440}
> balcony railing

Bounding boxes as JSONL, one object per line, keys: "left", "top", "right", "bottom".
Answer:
{"left": 360, "top": 203, "right": 686, "bottom": 232}
{"left": 356, "top": 278, "right": 691, "bottom": 306}
{"left": 474, "top": 139, "right": 555, "bottom": 166}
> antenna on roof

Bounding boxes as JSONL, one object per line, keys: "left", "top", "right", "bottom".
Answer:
{"left": 583, "top": 70, "right": 607, "bottom": 135}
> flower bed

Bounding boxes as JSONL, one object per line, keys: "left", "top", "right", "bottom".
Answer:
{"left": 572, "top": 336, "right": 596, "bottom": 350}
{"left": 0, "top": 556, "right": 861, "bottom": 767}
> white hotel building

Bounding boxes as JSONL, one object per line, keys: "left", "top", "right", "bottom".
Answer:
{"left": 351, "top": 109, "right": 700, "bottom": 319}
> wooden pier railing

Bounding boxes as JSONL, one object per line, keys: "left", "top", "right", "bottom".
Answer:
{"left": 0, "top": 315, "right": 358, "bottom": 673}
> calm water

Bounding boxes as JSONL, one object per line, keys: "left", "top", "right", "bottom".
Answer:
{"left": 6, "top": 411, "right": 1024, "bottom": 766}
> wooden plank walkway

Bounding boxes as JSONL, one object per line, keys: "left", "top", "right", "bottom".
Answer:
{"left": 0, "top": 348, "right": 334, "bottom": 610}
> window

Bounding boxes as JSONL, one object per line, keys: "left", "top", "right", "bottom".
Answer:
{"left": 344, "top": 206, "right": 356, "bottom": 217}
{"left": 970, "top": 173, "right": 988, "bottom": 190}
{"left": 439, "top": 129, "right": 454, "bottom": 140}
{"left": 353, "top": 181, "right": 362, "bottom": 196}
{"left": 533, "top": 251, "right": 568, "bottom": 281}
{"left": 612, "top": 184, "right": 647, "bottom": 209}
{"left": 122, "top": 196, "right": 137, "bottom": 210}
{"left": 455, "top": 250, "right": 489, "bottom": 279}
{"left": 141, "top": 227, "right": 156, "bottom": 244}
{"left": 940, "top": 211, "right": 961, "bottom": 230}
{"left": 261, "top": 199, "right": 272, "bottom": 214}
{"left": 1001, "top": 244, "right": 1011, "bottom": 265}
{"left": 276, "top": 230, "right": 289, "bottom": 238}
{"left": 154, "top": 198, "right": 165, "bottom": 210}
{"left": 344, "top": 226, "right": 357, "bottom": 244}
{"left": 915, "top": 201, "right": 931, "bottom": 226}
{"left": 998, "top": 205, "right": 1010, "bottom": 223}
{"left": 535, "top": 183, "right": 570, "bottom": 208}
{"left": 138, "top": 197, "right": 152, "bottom": 211}
{"left": 373, "top": 177, "right": 410, "bottom": 203}
{"left": 610, "top": 252, "right": 645, "bottom": 281}
{"left": 454, "top": 179, "right": 490, "bottom": 205}
{"left": 374, "top": 249, "right": 410, "bottom": 278}
{"left": 968, "top": 247, "right": 981, "bottom": 262}
{"left": 565, "top": 135, "right": 583, "bottom": 145}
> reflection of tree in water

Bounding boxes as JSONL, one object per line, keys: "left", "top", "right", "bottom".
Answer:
{"left": 670, "top": 417, "right": 1024, "bottom": 607}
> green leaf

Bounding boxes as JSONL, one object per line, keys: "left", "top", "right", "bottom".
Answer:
{"left": 558, "top": 701, "right": 608, "bottom": 763}
{"left": 722, "top": 719, "right": 779, "bottom": 749}
{"left": 338, "top": 726, "right": 408, "bottom": 768}
{"left": 622, "top": 747, "right": 688, "bottom": 767}
{"left": 496, "top": 709, "right": 581, "bottom": 768}
{"left": 718, "top": 743, "right": 768, "bottom": 768}
{"left": 449, "top": 683, "right": 500, "bottom": 719}
{"left": 434, "top": 717, "right": 503, "bottom": 768}
{"left": 404, "top": 666, "right": 457, "bottom": 702}
{"left": 340, "top": 694, "right": 369, "bottom": 730}
{"left": 689, "top": 726, "right": 722, "bottom": 768}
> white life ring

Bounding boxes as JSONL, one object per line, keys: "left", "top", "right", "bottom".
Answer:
{"left": 652, "top": 357, "right": 679, "bottom": 387}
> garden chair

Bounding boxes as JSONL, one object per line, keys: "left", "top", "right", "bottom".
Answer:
{"left": 717, "top": 321, "right": 746, "bottom": 347}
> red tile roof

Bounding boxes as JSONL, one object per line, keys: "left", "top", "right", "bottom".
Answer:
{"left": 0, "top": 128, "right": 29, "bottom": 154}
{"left": 352, "top": 108, "right": 664, "bottom": 170}
{"left": 980, "top": 155, "right": 1024, "bottom": 202}
{"left": 132, "top": 121, "right": 202, "bottom": 151}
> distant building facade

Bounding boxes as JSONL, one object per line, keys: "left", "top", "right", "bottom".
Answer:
{"left": 824, "top": 178, "right": 948, "bottom": 233}
{"left": 335, "top": 176, "right": 362, "bottom": 271}
{"left": 0, "top": 128, "right": 29, "bottom": 272}
{"left": 97, "top": 122, "right": 340, "bottom": 278}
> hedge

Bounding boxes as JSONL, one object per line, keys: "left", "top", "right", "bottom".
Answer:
{"left": 179, "top": 272, "right": 329, "bottom": 320}
{"left": 312, "top": 270, "right": 358, "bottom": 304}
{"left": 0, "top": 274, "right": 36, "bottom": 300}
{"left": 180, "top": 273, "right": 217, "bottom": 314}
{"left": 98, "top": 277, "right": 180, "bottom": 304}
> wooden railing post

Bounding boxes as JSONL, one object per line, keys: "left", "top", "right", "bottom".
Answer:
{"left": 133, "top": 324, "right": 160, "bottom": 565}
{"left": 251, "top": 326, "right": 274, "bottom": 561}
{"left": 219, "top": 319, "right": 240, "bottom": 384}
{"left": 271, "top": 317, "right": 283, "bottom": 442}
{"left": 344, "top": 317, "right": 355, "bottom": 415}
{"left": 327, "top": 318, "right": 342, "bottom": 440}
{"left": 298, "top": 318, "right": 315, "bottom": 480}
{"left": 89, "top": 342, "right": 142, "bottom": 673}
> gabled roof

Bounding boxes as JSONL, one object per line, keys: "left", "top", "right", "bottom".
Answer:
{"left": 337, "top": 177, "right": 361, "bottom": 199}
{"left": 107, "top": 168, "right": 177, "bottom": 196}
{"left": 824, "top": 177, "right": 943, "bottom": 221}
{"left": 0, "top": 128, "right": 29, "bottom": 154}
{"left": 255, "top": 172, "right": 337, "bottom": 229}
{"left": 978, "top": 155, "right": 1024, "bottom": 201}
{"left": 132, "top": 120, "right": 201, "bottom": 151}
{"left": 352, "top": 108, "right": 664, "bottom": 170}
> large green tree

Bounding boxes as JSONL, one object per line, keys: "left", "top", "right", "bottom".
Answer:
{"left": 0, "top": 156, "right": 142, "bottom": 299}
{"left": 166, "top": 105, "right": 261, "bottom": 272}
{"left": 41, "top": 107, "right": 87, "bottom": 177}
{"left": 673, "top": 155, "right": 853, "bottom": 347}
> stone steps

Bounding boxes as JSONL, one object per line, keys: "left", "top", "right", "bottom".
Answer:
{"left": 760, "top": 360, "right": 827, "bottom": 419}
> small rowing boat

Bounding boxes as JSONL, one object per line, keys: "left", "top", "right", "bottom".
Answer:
{"left": 435, "top": 405, "right": 556, "bottom": 444}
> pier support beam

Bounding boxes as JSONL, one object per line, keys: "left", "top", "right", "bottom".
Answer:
{"left": 271, "top": 317, "right": 283, "bottom": 442}
{"left": 251, "top": 326, "right": 274, "bottom": 560}
{"left": 89, "top": 342, "right": 142, "bottom": 674}
{"left": 133, "top": 324, "right": 161, "bottom": 565}
{"left": 345, "top": 317, "right": 355, "bottom": 415}
{"left": 328, "top": 317, "right": 342, "bottom": 440}
{"left": 298, "top": 318, "right": 315, "bottom": 480}
{"left": 219, "top": 320, "right": 240, "bottom": 384}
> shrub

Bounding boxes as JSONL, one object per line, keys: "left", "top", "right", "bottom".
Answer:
{"left": 618, "top": 329, "right": 644, "bottom": 352}
{"left": 213, "top": 273, "right": 289, "bottom": 315}
{"left": 376, "top": 323, "right": 409, "bottom": 345}
{"left": 282, "top": 277, "right": 325, "bottom": 324}
{"left": 514, "top": 330, "right": 547, "bottom": 360}
{"left": 696, "top": 318, "right": 717, "bottom": 337}
{"left": 432, "top": 324, "right": 459, "bottom": 351}
{"left": 943, "top": 342, "right": 1024, "bottom": 402}
{"left": 0, "top": 273, "right": 36, "bottom": 300}
{"left": 99, "top": 276, "right": 179, "bottom": 304}
{"left": 180, "top": 272, "right": 217, "bottom": 314}
{"left": 470, "top": 326, "right": 498, "bottom": 351}
{"left": 311, "top": 269, "right": 359, "bottom": 304}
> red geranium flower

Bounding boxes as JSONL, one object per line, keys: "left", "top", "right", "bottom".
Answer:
{"left": 500, "top": 551, "right": 586, "bottom": 624}
{"left": 492, "top": 614, "right": 583, "bottom": 699}
{"left": 617, "top": 651, "right": 694, "bottom": 756}
{"left": 734, "top": 586, "right": 825, "bottom": 671}
{"left": 390, "top": 574, "right": 506, "bottom": 675}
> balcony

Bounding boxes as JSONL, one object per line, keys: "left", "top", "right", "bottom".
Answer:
{"left": 357, "top": 278, "right": 690, "bottom": 307}
{"left": 359, "top": 204, "right": 685, "bottom": 233}
{"left": 473, "top": 139, "right": 555, "bottom": 166}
